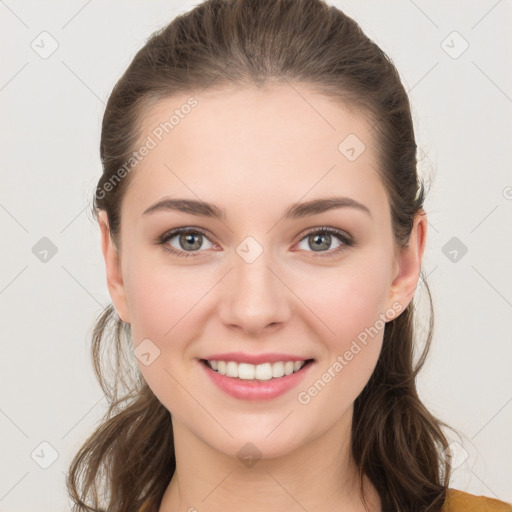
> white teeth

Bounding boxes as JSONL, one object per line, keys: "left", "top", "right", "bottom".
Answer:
{"left": 238, "top": 363, "right": 255, "bottom": 380}
{"left": 226, "top": 361, "right": 238, "bottom": 378}
{"left": 255, "top": 363, "right": 272, "bottom": 380}
{"left": 206, "top": 359, "right": 307, "bottom": 381}
{"left": 272, "top": 362, "right": 285, "bottom": 378}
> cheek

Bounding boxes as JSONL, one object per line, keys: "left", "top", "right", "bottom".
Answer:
{"left": 124, "top": 254, "right": 201, "bottom": 342}
{"left": 300, "top": 256, "right": 392, "bottom": 343}
{"left": 293, "top": 255, "right": 391, "bottom": 395}
{"left": 294, "top": 269, "right": 388, "bottom": 420}
{"left": 124, "top": 258, "right": 215, "bottom": 386}
{"left": 125, "top": 264, "right": 201, "bottom": 410}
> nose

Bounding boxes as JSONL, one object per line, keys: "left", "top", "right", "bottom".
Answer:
{"left": 217, "top": 250, "right": 291, "bottom": 337}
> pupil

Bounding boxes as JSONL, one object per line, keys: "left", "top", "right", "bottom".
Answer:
{"left": 182, "top": 233, "right": 201, "bottom": 250}
{"left": 312, "top": 233, "right": 329, "bottom": 251}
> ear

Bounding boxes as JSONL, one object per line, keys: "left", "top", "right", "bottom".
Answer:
{"left": 98, "top": 210, "right": 131, "bottom": 324}
{"left": 386, "top": 210, "right": 428, "bottom": 315}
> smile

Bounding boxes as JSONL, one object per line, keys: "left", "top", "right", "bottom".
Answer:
{"left": 203, "top": 359, "right": 309, "bottom": 381}
{"left": 199, "top": 358, "right": 315, "bottom": 401}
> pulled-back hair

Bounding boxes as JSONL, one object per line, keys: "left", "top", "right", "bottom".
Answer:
{"left": 66, "top": 1, "right": 457, "bottom": 510}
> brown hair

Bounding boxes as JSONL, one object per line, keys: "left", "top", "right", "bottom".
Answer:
{"left": 66, "top": 1, "right": 458, "bottom": 510}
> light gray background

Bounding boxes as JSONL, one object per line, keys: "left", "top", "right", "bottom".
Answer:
{"left": 1, "top": 1, "right": 511, "bottom": 510}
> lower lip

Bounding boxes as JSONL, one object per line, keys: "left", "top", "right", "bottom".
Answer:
{"left": 199, "top": 359, "right": 314, "bottom": 401}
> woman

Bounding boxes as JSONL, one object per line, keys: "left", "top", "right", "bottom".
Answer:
{"left": 66, "top": 1, "right": 512, "bottom": 511}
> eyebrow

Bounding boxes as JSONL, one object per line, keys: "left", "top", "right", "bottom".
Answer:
{"left": 142, "top": 196, "right": 371, "bottom": 220}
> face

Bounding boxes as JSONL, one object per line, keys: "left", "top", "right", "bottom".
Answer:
{"left": 99, "top": 84, "right": 426, "bottom": 461}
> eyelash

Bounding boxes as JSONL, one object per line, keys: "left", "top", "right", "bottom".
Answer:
{"left": 157, "top": 226, "right": 354, "bottom": 258}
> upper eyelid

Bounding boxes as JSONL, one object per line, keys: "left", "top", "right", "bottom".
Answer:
{"left": 159, "top": 226, "right": 352, "bottom": 249}
{"left": 296, "top": 227, "right": 353, "bottom": 248}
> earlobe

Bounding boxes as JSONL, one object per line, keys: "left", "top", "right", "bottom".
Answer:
{"left": 387, "top": 211, "right": 428, "bottom": 316}
{"left": 98, "top": 210, "right": 131, "bottom": 324}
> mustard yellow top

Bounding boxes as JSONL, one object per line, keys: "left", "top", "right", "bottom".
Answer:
{"left": 442, "top": 489, "right": 512, "bottom": 511}
{"left": 139, "top": 488, "right": 512, "bottom": 511}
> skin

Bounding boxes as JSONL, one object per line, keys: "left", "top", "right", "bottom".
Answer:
{"left": 98, "top": 83, "right": 427, "bottom": 512}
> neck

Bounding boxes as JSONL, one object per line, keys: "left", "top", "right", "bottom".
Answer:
{"left": 158, "top": 407, "right": 381, "bottom": 512}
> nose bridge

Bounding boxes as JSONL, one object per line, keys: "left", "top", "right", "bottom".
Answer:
{"left": 218, "top": 237, "right": 290, "bottom": 334}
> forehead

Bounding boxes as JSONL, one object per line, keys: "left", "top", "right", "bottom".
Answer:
{"left": 123, "top": 84, "right": 386, "bottom": 218}
{"left": 139, "top": 83, "right": 373, "bottom": 158}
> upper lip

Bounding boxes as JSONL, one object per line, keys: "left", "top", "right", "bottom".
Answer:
{"left": 200, "top": 352, "right": 313, "bottom": 365}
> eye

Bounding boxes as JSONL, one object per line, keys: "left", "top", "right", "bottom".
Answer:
{"left": 295, "top": 227, "right": 353, "bottom": 257}
{"left": 158, "top": 228, "right": 215, "bottom": 257}
{"left": 157, "top": 226, "right": 353, "bottom": 258}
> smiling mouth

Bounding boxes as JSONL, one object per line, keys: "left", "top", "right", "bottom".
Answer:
{"left": 199, "top": 358, "right": 315, "bottom": 382}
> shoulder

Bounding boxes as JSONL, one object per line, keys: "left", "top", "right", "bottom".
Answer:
{"left": 442, "top": 488, "right": 512, "bottom": 512}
